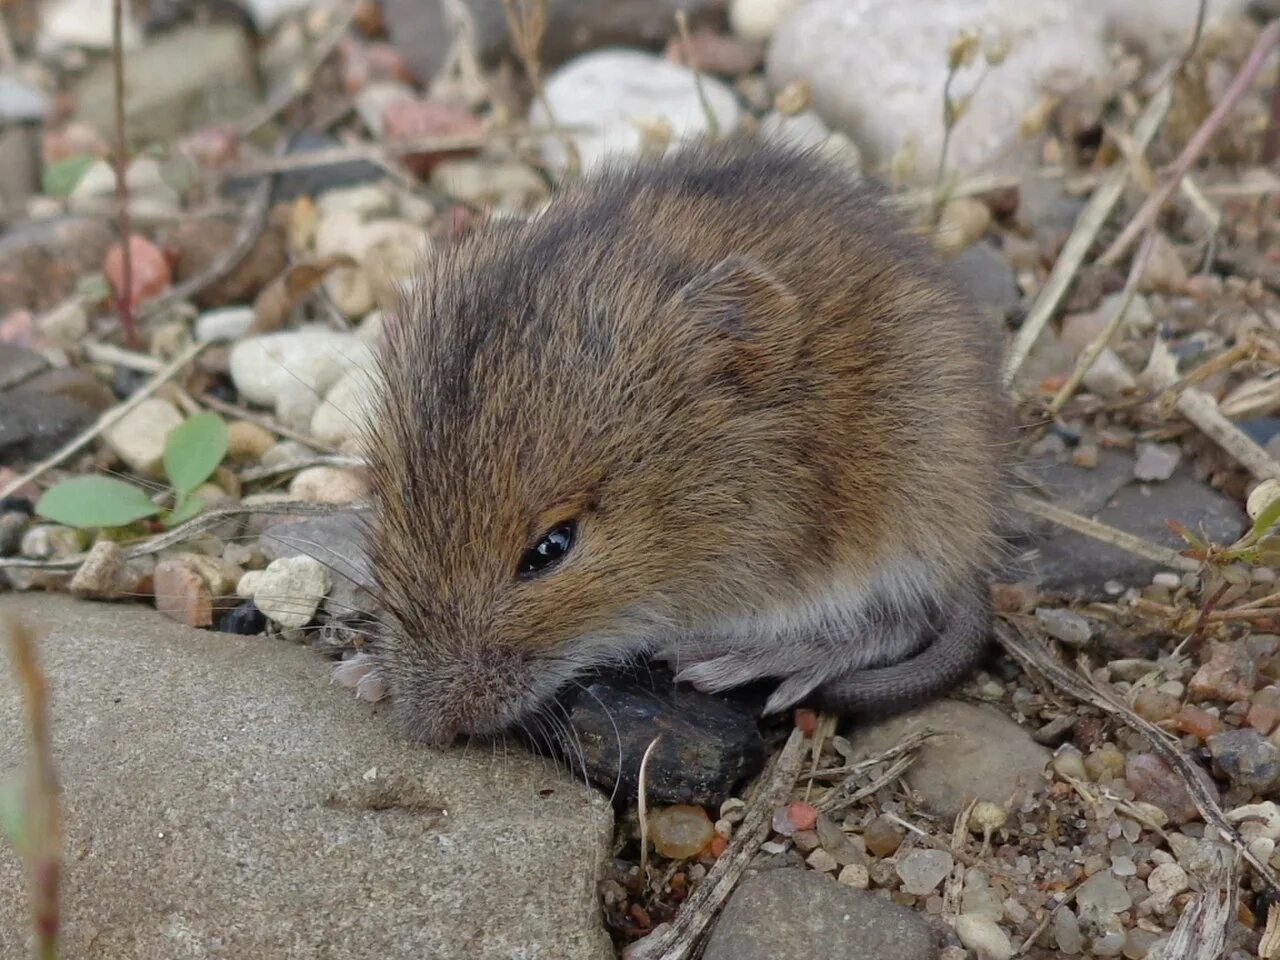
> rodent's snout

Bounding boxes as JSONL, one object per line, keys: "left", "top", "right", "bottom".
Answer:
{"left": 387, "top": 644, "right": 557, "bottom": 746}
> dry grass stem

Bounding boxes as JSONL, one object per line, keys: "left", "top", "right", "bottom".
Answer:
{"left": 628, "top": 728, "right": 806, "bottom": 960}
{"left": 237, "top": 0, "right": 359, "bottom": 137}
{"left": 1002, "top": 84, "right": 1173, "bottom": 388}
{"left": 1157, "top": 844, "right": 1236, "bottom": 959}
{"left": 1169, "top": 386, "right": 1280, "bottom": 482}
{"left": 675, "top": 10, "right": 720, "bottom": 139}
{"left": 637, "top": 735, "right": 662, "bottom": 877}
{"left": 111, "top": 0, "right": 137, "bottom": 349}
{"left": 197, "top": 391, "right": 340, "bottom": 454}
{"left": 1102, "top": 18, "right": 1280, "bottom": 266}
{"left": 1010, "top": 492, "right": 1199, "bottom": 571}
{"left": 1048, "top": 229, "right": 1156, "bottom": 413}
{"left": 3, "top": 616, "right": 62, "bottom": 960}
{"left": 501, "top": 0, "right": 580, "bottom": 176}
{"left": 0, "top": 340, "right": 209, "bottom": 501}
{"left": 0, "top": 500, "right": 359, "bottom": 573}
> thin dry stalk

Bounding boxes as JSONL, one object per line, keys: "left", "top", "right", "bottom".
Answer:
{"left": 197, "top": 391, "right": 338, "bottom": 454}
{"left": 0, "top": 340, "right": 208, "bottom": 501}
{"left": 0, "top": 500, "right": 357, "bottom": 573}
{"left": 1002, "top": 85, "right": 1173, "bottom": 388}
{"left": 1010, "top": 492, "right": 1199, "bottom": 572}
{"left": 1102, "top": 18, "right": 1280, "bottom": 265}
{"left": 1172, "top": 387, "right": 1280, "bottom": 482}
{"left": 675, "top": 10, "right": 720, "bottom": 139}
{"left": 237, "top": 0, "right": 358, "bottom": 137}
{"left": 501, "top": 0, "right": 580, "bottom": 176}
{"left": 1157, "top": 844, "right": 1236, "bottom": 959}
{"left": 637, "top": 735, "right": 662, "bottom": 877}
{"left": 1048, "top": 229, "right": 1156, "bottom": 413}
{"left": 3, "top": 616, "right": 62, "bottom": 960}
{"left": 629, "top": 728, "right": 806, "bottom": 960}
{"left": 111, "top": 0, "right": 137, "bottom": 349}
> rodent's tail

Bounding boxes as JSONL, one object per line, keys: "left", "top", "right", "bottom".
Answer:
{"left": 812, "top": 577, "right": 992, "bottom": 716}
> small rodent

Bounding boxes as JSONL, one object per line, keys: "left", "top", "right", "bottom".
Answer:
{"left": 365, "top": 137, "right": 1009, "bottom": 744}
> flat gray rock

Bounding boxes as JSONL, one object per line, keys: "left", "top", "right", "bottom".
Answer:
{"left": 0, "top": 595, "right": 613, "bottom": 959}
{"left": 702, "top": 868, "right": 938, "bottom": 960}
{"left": 852, "top": 699, "right": 1049, "bottom": 820}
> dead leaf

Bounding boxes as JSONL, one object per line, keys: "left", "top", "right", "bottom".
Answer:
{"left": 250, "top": 254, "right": 356, "bottom": 334}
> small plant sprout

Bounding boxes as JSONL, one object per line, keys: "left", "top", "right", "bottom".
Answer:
{"left": 35, "top": 412, "right": 228, "bottom": 532}
{"left": 931, "top": 29, "right": 1009, "bottom": 223}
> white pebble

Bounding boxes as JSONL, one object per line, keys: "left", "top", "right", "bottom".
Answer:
{"left": 955, "top": 914, "right": 1013, "bottom": 960}
{"left": 196, "top": 306, "right": 256, "bottom": 343}
{"left": 102, "top": 397, "right": 183, "bottom": 477}
{"left": 836, "top": 863, "right": 869, "bottom": 888}
{"left": 251, "top": 555, "right": 331, "bottom": 628}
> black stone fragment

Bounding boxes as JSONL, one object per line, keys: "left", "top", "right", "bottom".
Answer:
{"left": 550, "top": 663, "right": 766, "bottom": 807}
{"left": 219, "top": 600, "right": 267, "bottom": 636}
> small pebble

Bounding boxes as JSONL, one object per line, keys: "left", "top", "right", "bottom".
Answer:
{"left": 1084, "top": 743, "right": 1125, "bottom": 783}
{"left": 650, "top": 805, "right": 714, "bottom": 860}
{"left": 1126, "top": 752, "right": 1201, "bottom": 824}
{"left": 1133, "top": 442, "right": 1181, "bottom": 482}
{"left": 225, "top": 420, "right": 277, "bottom": 463}
{"left": 1034, "top": 607, "right": 1093, "bottom": 647}
{"left": 249, "top": 555, "right": 331, "bottom": 628}
{"left": 1176, "top": 704, "right": 1221, "bottom": 739}
{"left": 21, "top": 524, "right": 84, "bottom": 560}
{"left": 787, "top": 801, "right": 817, "bottom": 832}
{"left": 1208, "top": 728, "right": 1280, "bottom": 793}
{"left": 1053, "top": 907, "right": 1083, "bottom": 954}
{"left": 955, "top": 914, "right": 1013, "bottom": 960}
{"left": 836, "top": 863, "right": 869, "bottom": 888}
{"left": 895, "top": 848, "right": 953, "bottom": 895}
{"left": 102, "top": 397, "right": 183, "bottom": 477}
{"left": 1133, "top": 688, "right": 1180, "bottom": 724}
{"left": 1189, "top": 642, "right": 1258, "bottom": 702}
{"left": 68, "top": 539, "right": 134, "bottom": 599}
{"left": 862, "top": 815, "right": 904, "bottom": 857}
{"left": 289, "top": 466, "right": 369, "bottom": 504}
{"left": 719, "top": 798, "right": 746, "bottom": 823}
{"left": 805, "top": 848, "right": 837, "bottom": 873}
{"left": 1145, "top": 862, "right": 1188, "bottom": 910}
{"left": 153, "top": 556, "right": 215, "bottom": 628}
{"left": 218, "top": 600, "right": 267, "bottom": 635}
{"left": 1051, "top": 745, "right": 1087, "bottom": 782}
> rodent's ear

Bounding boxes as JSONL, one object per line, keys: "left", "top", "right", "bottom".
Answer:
{"left": 670, "top": 255, "right": 802, "bottom": 395}
{"left": 672, "top": 255, "right": 800, "bottom": 341}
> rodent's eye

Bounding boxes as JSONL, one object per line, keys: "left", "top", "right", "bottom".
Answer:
{"left": 518, "top": 522, "right": 576, "bottom": 578}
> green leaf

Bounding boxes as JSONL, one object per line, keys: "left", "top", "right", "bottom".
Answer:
{"left": 42, "top": 154, "right": 96, "bottom": 198}
{"left": 1250, "top": 496, "right": 1280, "bottom": 543}
{"left": 163, "top": 413, "right": 227, "bottom": 498}
{"left": 35, "top": 476, "right": 161, "bottom": 529}
{"left": 0, "top": 775, "right": 27, "bottom": 851}
{"left": 166, "top": 493, "right": 205, "bottom": 528}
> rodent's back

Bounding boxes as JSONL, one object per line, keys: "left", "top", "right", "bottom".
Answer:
{"left": 366, "top": 138, "right": 1007, "bottom": 740}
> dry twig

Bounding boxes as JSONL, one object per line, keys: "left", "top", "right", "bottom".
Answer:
{"left": 1002, "top": 85, "right": 1173, "bottom": 388}
{"left": 1010, "top": 492, "right": 1199, "bottom": 572}
{"left": 1102, "top": 18, "right": 1280, "bottom": 266}
{"left": 0, "top": 500, "right": 358, "bottom": 573}
{"left": 628, "top": 728, "right": 806, "bottom": 960}
{"left": 3, "top": 616, "right": 62, "bottom": 960}
{"left": 111, "top": 0, "right": 137, "bottom": 349}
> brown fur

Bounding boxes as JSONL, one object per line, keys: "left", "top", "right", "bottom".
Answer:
{"left": 363, "top": 137, "right": 1009, "bottom": 744}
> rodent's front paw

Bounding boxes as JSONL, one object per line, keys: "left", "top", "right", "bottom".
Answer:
{"left": 331, "top": 653, "right": 389, "bottom": 702}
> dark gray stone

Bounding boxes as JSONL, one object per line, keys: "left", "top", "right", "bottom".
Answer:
{"left": 702, "top": 869, "right": 938, "bottom": 960}
{"left": 948, "top": 241, "right": 1020, "bottom": 321}
{"left": 0, "top": 342, "right": 46, "bottom": 391}
{"left": 383, "top": 0, "right": 727, "bottom": 83}
{"left": 1010, "top": 452, "right": 1246, "bottom": 596}
{"left": 557, "top": 663, "right": 766, "bottom": 806}
{"left": 1208, "top": 729, "right": 1280, "bottom": 794}
{"left": 0, "top": 391, "right": 98, "bottom": 461}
